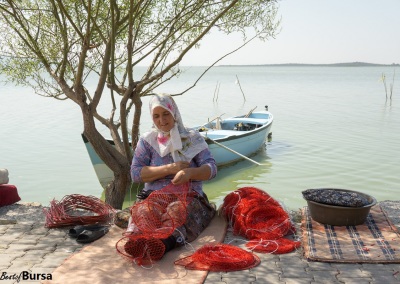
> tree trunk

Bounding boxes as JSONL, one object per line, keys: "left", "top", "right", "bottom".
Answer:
{"left": 80, "top": 103, "right": 131, "bottom": 209}
{"left": 105, "top": 172, "right": 130, "bottom": 209}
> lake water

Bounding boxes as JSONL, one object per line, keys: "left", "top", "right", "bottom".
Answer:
{"left": 1, "top": 65, "right": 399, "bottom": 210}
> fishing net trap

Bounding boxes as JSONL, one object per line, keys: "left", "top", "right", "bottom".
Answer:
{"left": 221, "top": 186, "right": 301, "bottom": 254}
{"left": 116, "top": 183, "right": 191, "bottom": 265}
{"left": 43, "top": 194, "right": 116, "bottom": 228}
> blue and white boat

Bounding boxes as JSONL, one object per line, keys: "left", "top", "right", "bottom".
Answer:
{"left": 82, "top": 107, "right": 273, "bottom": 187}
{"left": 196, "top": 108, "right": 273, "bottom": 166}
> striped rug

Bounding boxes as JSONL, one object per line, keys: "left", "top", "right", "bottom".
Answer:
{"left": 301, "top": 205, "right": 400, "bottom": 263}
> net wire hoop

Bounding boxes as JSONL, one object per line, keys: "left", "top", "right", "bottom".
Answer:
{"left": 43, "top": 194, "right": 116, "bottom": 228}
{"left": 116, "top": 183, "right": 191, "bottom": 264}
{"left": 116, "top": 235, "right": 166, "bottom": 266}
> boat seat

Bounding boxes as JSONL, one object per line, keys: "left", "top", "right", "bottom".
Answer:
{"left": 201, "top": 130, "right": 242, "bottom": 140}
{"left": 226, "top": 117, "right": 268, "bottom": 125}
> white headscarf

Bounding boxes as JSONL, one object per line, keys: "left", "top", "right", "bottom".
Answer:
{"left": 141, "top": 93, "right": 209, "bottom": 162}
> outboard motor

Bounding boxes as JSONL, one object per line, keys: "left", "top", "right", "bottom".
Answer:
{"left": 234, "top": 122, "right": 256, "bottom": 131}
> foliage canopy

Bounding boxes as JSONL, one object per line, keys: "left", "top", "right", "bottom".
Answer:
{"left": 0, "top": 0, "right": 279, "bottom": 208}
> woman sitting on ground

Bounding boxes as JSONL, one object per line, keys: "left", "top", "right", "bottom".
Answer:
{"left": 130, "top": 93, "right": 217, "bottom": 255}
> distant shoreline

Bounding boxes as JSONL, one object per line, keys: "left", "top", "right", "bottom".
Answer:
{"left": 218, "top": 62, "right": 399, "bottom": 67}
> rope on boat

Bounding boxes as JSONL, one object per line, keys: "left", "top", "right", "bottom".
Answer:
{"left": 204, "top": 137, "right": 263, "bottom": 166}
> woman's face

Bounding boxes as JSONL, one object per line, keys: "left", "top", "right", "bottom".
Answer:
{"left": 152, "top": 106, "right": 175, "bottom": 133}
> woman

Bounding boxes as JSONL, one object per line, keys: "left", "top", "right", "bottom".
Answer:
{"left": 130, "top": 93, "right": 217, "bottom": 254}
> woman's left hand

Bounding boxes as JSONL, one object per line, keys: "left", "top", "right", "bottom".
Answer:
{"left": 171, "top": 164, "right": 211, "bottom": 185}
{"left": 171, "top": 169, "right": 191, "bottom": 185}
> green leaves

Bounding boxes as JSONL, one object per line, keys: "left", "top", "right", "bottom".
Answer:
{"left": 1, "top": 0, "right": 279, "bottom": 94}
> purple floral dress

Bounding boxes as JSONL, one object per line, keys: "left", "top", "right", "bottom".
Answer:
{"left": 131, "top": 138, "right": 217, "bottom": 196}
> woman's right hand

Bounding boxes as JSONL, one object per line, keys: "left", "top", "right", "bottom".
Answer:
{"left": 169, "top": 161, "right": 190, "bottom": 174}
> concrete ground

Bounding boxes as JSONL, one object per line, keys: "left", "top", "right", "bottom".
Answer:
{"left": 1, "top": 201, "right": 400, "bottom": 283}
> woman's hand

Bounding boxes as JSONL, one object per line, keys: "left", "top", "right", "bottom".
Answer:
{"left": 140, "top": 161, "right": 190, "bottom": 183}
{"left": 171, "top": 169, "right": 191, "bottom": 185}
{"left": 168, "top": 161, "right": 190, "bottom": 174}
{"left": 171, "top": 164, "right": 212, "bottom": 185}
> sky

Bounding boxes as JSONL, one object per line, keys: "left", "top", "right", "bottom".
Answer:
{"left": 180, "top": 0, "right": 400, "bottom": 66}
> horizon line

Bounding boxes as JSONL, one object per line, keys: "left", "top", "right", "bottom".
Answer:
{"left": 215, "top": 61, "right": 399, "bottom": 67}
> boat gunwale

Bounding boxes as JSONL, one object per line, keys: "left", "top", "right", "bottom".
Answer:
{"left": 202, "top": 119, "right": 272, "bottom": 144}
{"left": 82, "top": 112, "right": 273, "bottom": 146}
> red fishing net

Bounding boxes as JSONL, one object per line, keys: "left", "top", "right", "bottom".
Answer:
{"left": 129, "top": 183, "right": 190, "bottom": 239}
{"left": 246, "top": 238, "right": 301, "bottom": 254}
{"left": 221, "top": 187, "right": 300, "bottom": 254}
{"left": 174, "top": 243, "right": 260, "bottom": 271}
{"left": 116, "top": 183, "right": 191, "bottom": 265}
{"left": 116, "top": 236, "right": 166, "bottom": 266}
{"left": 43, "top": 194, "right": 116, "bottom": 228}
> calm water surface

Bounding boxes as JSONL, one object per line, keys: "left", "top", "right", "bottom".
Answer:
{"left": 1, "top": 66, "right": 399, "bottom": 210}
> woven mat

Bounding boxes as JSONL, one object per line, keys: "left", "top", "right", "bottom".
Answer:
{"left": 45, "top": 214, "right": 227, "bottom": 284}
{"left": 301, "top": 205, "right": 400, "bottom": 263}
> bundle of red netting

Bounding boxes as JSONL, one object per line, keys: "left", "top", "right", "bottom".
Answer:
{"left": 116, "top": 183, "right": 191, "bottom": 265}
{"left": 43, "top": 194, "right": 116, "bottom": 228}
{"left": 174, "top": 243, "right": 260, "bottom": 271}
{"left": 220, "top": 187, "right": 301, "bottom": 254}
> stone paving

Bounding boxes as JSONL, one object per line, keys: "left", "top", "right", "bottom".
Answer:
{"left": 1, "top": 203, "right": 400, "bottom": 283}
{"left": 205, "top": 231, "right": 400, "bottom": 283}
{"left": 0, "top": 221, "right": 84, "bottom": 283}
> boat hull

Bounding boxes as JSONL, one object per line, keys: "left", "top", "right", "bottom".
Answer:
{"left": 204, "top": 123, "right": 272, "bottom": 166}
{"left": 82, "top": 111, "right": 273, "bottom": 187}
